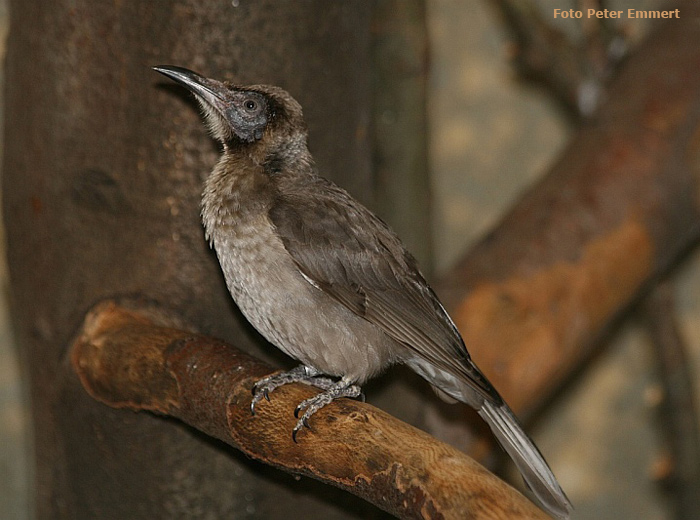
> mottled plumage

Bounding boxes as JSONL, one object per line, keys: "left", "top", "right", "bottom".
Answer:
{"left": 154, "top": 65, "right": 572, "bottom": 519}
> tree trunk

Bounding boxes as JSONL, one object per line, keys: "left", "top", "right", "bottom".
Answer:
{"left": 3, "top": 2, "right": 427, "bottom": 518}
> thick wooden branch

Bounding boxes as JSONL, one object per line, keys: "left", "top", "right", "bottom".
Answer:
{"left": 437, "top": 0, "right": 700, "bottom": 416}
{"left": 70, "top": 301, "right": 550, "bottom": 520}
{"left": 484, "top": 4, "right": 700, "bottom": 515}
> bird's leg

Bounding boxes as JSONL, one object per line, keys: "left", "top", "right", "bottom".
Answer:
{"left": 250, "top": 364, "right": 336, "bottom": 415}
{"left": 292, "top": 376, "right": 362, "bottom": 442}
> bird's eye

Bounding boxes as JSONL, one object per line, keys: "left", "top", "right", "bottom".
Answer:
{"left": 244, "top": 99, "right": 258, "bottom": 112}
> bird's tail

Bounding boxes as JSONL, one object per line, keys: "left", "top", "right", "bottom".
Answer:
{"left": 478, "top": 400, "right": 572, "bottom": 519}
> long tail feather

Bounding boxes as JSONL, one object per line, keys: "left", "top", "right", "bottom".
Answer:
{"left": 478, "top": 400, "right": 572, "bottom": 519}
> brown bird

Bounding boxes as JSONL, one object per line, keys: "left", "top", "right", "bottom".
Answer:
{"left": 154, "top": 65, "right": 572, "bottom": 519}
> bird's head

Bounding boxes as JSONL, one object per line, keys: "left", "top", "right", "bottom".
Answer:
{"left": 154, "top": 65, "right": 307, "bottom": 155}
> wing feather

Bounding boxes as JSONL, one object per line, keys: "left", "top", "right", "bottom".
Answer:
{"left": 269, "top": 176, "right": 500, "bottom": 404}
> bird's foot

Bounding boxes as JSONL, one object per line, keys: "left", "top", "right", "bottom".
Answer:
{"left": 292, "top": 377, "right": 361, "bottom": 442}
{"left": 250, "top": 365, "right": 336, "bottom": 415}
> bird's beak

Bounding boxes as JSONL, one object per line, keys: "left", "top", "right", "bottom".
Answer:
{"left": 153, "top": 65, "right": 228, "bottom": 115}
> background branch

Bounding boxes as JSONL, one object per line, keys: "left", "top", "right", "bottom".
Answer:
{"left": 641, "top": 283, "right": 700, "bottom": 519}
{"left": 488, "top": 0, "right": 626, "bottom": 117}
{"left": 436, "top": 0, "right": 700, "bottom": 418}
{"left": 478, "top": 2, "right": 700, "bottom": 516}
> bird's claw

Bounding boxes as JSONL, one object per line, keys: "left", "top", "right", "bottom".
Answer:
{"left": 289, "top": 382, "right": 362, "bottom": 442}
{"left": 250, "top": 382, "right": 273, "bottom": 415}
{"left": 249, "top": 366, "right": 311, "bottom": 416}
{"left": 250, "top": 369, "right": 363, "bottom": 444}
{"left": 250, "top": 389, "right": 266, "bottom": 415}
{"left": 291, "top": 412, "right": 313, "bottom": 443}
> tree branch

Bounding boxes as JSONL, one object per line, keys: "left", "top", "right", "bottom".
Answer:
{"left": 479, "top": 3, "right": 700, "bottom": 516}
{"left": 641, "top": 283, "right": 700, "bottom": 519}
{"left": 489, "top": 0, "right": 625, "bottom": 117}
{"left": 70, "top": 300, "right": 550, "bottom": 520}
{"left": 436, "top": 0, "right": 700, "bottom": 417}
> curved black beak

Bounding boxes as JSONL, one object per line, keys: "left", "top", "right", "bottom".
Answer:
{"left": 153, "top": 65, "right": 228, "bottom": 112}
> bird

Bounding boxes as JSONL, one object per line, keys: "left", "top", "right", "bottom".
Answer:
{"left": 153, "top": 65, "right": 572, "bottom": 519}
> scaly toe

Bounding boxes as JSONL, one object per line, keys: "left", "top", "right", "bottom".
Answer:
{"left": 291, "top": 411, "right": 315, "bottom": 443}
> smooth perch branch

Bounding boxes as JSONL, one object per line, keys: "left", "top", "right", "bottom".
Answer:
{"left": 70, "top": 301, "right": 551, "bottom": 520}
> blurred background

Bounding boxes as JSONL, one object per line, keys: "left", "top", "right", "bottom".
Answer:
{"left": 2, "top": 0, "right": 698, "bottom": 518}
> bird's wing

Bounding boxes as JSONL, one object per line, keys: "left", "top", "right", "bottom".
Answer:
{"left": 269, "top": 177, "right": 501, "bottom": 404}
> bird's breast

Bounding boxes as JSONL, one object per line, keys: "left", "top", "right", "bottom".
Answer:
{"left": 207, "top": 212, "right": 395, "bottom": 381}
{"left": 211, "top": 213, "right": 297, "bottom": 329}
